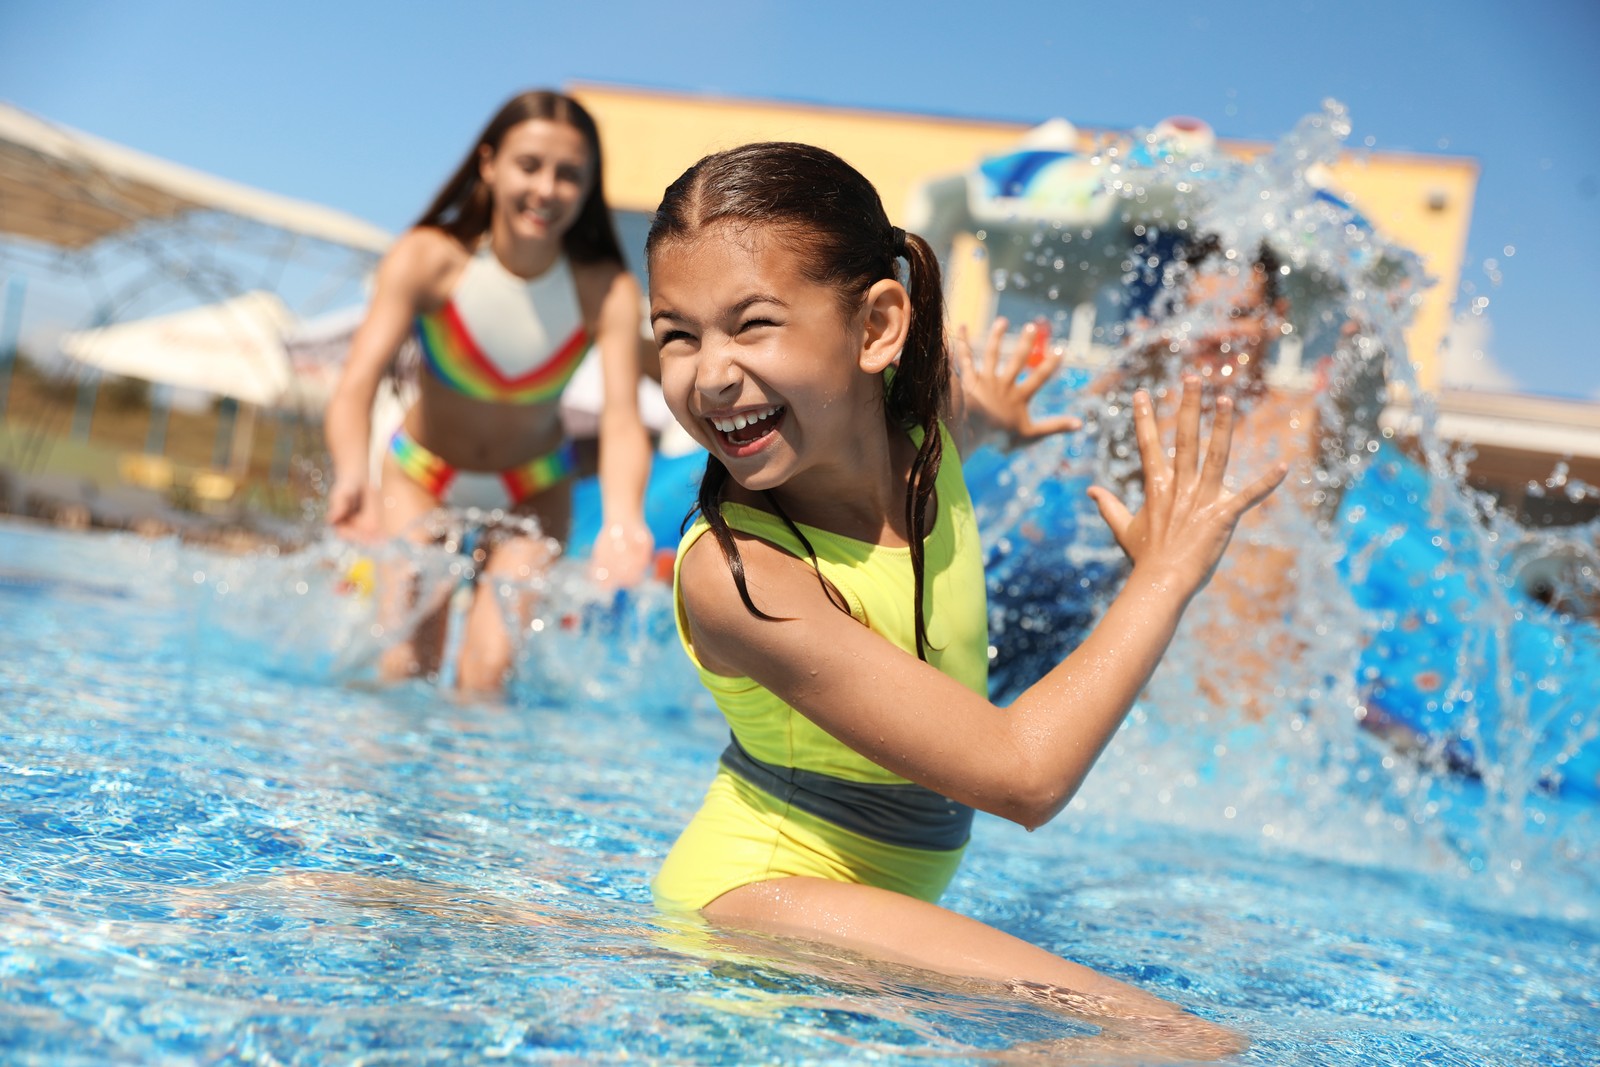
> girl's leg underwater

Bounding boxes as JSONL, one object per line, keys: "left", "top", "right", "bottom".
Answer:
{"left": 454, "top": 485, "right": 570, "bottom": 692}
{"left": 456, "top": 530, "right": 559, "bottom": 692}
{"left": 375, "top": 456, "right": 449, "bottom": 681}
{"left": 704, "top": 876, "right": 1248, "bottom": 1060}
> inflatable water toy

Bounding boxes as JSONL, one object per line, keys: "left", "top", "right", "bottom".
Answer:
{"left": 1339, "top": 445, "right": 1600, "bottom": 801}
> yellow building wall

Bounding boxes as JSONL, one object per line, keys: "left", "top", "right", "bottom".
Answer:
{"left": 572, "top": 83, "right": 1476, "bottom": 389}
{"left": 1321, "top": 154, "right": 1479, "bottom": 391}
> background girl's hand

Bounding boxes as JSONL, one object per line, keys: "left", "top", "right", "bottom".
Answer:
{"left": 951, "top": 317, "right": 1082, "bottom": 452}
{"left": 1086, "top": 377, "right": 1286, "bottom": 596}
{"left": 590, "top": 517, "right": 655, "bottom": 588}
{"left": 326, "top": 477, "right": 380, "bottom": 543}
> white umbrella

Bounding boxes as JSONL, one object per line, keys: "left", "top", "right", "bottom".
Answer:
{"left": 60, "top": 290, "right": 294, "bottom": 406}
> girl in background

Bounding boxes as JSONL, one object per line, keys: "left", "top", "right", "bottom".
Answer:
{"left": 646, "top": 141, "right": 1284, "bottom": 1058}
{"left": 325, "top": 90, "right": 654, "bottom": 692}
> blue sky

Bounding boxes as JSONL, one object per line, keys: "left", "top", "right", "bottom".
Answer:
{"left": 2, "top": 0, "right": 1597, "bottom": 399}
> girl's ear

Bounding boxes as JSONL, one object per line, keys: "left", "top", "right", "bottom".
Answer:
{"left": 859, "top": 279, "right": 911, "bottom": 374}
{"left": 477, "top": 143, "right": 496, "bottom": 185}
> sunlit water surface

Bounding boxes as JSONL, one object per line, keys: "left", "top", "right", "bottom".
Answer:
{"left": 2, "top": 515, "right": 1595, "bottom": 1065}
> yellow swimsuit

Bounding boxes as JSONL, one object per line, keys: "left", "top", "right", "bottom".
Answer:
{"left": 654, "top": 424, "right": 990, "bottom": 912}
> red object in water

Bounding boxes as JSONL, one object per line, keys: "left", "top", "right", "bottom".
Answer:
{"left": 1413, "top": 670, "right": 1443, "bottom": 693}
{"left": 1027, "top": 317, "right": 1050, "bottom": 367}
{"left": 652, "top": 548, "right": 677, "bottom": 583}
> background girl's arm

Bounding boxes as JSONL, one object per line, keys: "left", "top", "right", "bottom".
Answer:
{"left": 679, "top": 380, "right": 1285, "bottom": 829}
{"left": 584, "top": 265, "right": 655, "bottom": 586}
{"left": 949, "top": 316, "right": 1081, "bottom": 457}
{"left": 323, "top": 230, "right": 452, "bottom": 539}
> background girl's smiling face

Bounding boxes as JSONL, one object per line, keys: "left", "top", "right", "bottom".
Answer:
{"left": 650, "top": 224, "right": 876, "bottom": 491}
{"left": 479, "top": 118, "right": 592, "bottom": 243}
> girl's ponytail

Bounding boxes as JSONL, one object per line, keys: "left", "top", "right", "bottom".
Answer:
{"left": 888, "top": 228, "right": 951, "bottom": 660}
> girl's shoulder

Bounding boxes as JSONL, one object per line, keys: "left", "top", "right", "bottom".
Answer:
{"left": 675, "top": 512, "right": 838, "bottom": 665}
{"left": 568, "top": 256, "right": 634, "bottom": 294}
{"left": 569, "top": 258, "right": 640, "bottom": 322}
{"left": 677, "top": 507, "right": 809, "bottom": 591}
{"left": 388, "top": 225, "right": 469, "bottom": 265}
{"left": 378, "top": 227, "right": 470, "bottom": 308}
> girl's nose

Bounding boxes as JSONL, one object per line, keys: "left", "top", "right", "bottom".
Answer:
{"left": 697, "top": 341, "right": 743, "bottom": 399}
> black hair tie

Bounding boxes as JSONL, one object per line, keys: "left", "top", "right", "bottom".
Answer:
{"left": 890, "top": 226, "right": 908, "bottom": 258}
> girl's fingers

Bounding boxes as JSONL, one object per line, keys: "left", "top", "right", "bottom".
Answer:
{"left": 980, "top": 317, "right": 1009, "bottom": 376}
{"left": 1086, "top": 485, "right": 1133, "bottom": 544}
{"left": 1131, "top": 389, "right": 1176, "bottom": 532}
{"left": 1173, "top": 376, "right": 1201, "bottom": 497}
{"left": 1018, "top": 350, "right": 1064, "bottom": 401}
{"left": 999, "top": 320, "right": 1034, "bottom": 384}
{"left": 1229, "top": 461, "right": 1289, "bottom": 518}
{"left": 1026, "top": 414, "right": 1083, "bottom": 439}
{"left": 1199, "top": 395, "right": 1236, "bottom": 498}
{"left": 1131, "top": 389, "right": 1167, "bottom": 484}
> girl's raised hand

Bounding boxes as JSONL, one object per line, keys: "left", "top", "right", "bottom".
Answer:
{"left": 951, "top": 317, "right": 1082, "bottom": 453}
{"left": 1086, "top": 377, "right": 1286, "bottom": 597}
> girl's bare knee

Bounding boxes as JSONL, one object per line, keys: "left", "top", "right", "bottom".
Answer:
{"left": 455, "top": 643, "right": 511, "bottom": 692}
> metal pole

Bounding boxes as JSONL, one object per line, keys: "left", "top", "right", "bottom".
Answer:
{"left": 0, "top": 276, "right": 25, "bottom": 418}
{"left": 71, "top": 305, "right": 112, "bottom": 441}
{"left": 144, "top": 383, "right": 170, "bottom": 454}
{"left": 71, "top": 376, "right": 100, "bottom": 439}
{"left": 213, "top": 396, "right": 236, "bottom": 469}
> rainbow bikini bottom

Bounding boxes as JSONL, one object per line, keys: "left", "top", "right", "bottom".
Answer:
{"left": 387, "top": 427, "right": 576, "bottom": 508}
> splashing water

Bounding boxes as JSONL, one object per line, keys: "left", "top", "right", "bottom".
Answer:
{"left": 974, "top": 100, "right": 1600, "bottom": 922}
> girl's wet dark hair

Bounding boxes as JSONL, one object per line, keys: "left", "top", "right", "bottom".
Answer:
{"left": 414, "top": 89, "right": 625, "bottom": 267}
{"left": 647, "top": 141, "right": 950, "bottom": 659}
{"left": 1178, "top": 233, "right": 1282, "bottom": 305}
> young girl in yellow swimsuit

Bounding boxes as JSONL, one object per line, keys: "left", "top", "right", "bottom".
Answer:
{"left": 324, "top": 90, "right": 654, "bottom": 692}
{"left": 645, "top": 142, "right": 1286, "bottom": 1059}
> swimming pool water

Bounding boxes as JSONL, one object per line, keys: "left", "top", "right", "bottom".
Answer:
{"left": 2, "top": 519, "right": 1597, "bottom": 1065}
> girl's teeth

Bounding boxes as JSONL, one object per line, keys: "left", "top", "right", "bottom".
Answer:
{"left": 712, "top": 407, "right": 782, "bottom": 434}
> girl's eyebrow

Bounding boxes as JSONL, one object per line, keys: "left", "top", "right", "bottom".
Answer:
{"left": 651, "top": 293, "right": 789, "bottom": 326}
{"left": 730, "top": 293, "right": 788, "bottom": 315}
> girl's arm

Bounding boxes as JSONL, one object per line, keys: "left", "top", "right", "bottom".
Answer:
{"left": 678, "top": 378, "right": 1285, "bottom": 829}
{"left": 948, "top": 316, "right": 1081, "bottom": 456}
{"left": 323, "top": 230, "right": 451, "bottom": 539}
{"left": 583, "top": 265, "right": 655, "bottom": 586}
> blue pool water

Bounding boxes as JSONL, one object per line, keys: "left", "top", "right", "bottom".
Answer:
{"left": 2, "top": 517, "right": 1596, "bottom": 1065}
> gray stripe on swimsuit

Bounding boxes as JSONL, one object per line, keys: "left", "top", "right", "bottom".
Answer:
{"left": 719, "top": 734, "right": 973, "bottom": 852}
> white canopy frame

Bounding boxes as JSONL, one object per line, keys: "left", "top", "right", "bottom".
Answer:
{"left": 0, "top": 101, "right": 392, "bottom": 491}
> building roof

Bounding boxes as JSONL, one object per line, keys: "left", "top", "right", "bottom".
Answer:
{"left": 1383, "top": 387, "right": 1600, "bottom": 462}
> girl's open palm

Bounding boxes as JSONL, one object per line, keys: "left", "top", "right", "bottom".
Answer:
{"left": 1086, "top": 378, "right": 1287, "bottom": 596}
{"left": 951, "top": 317, "right": 1082, "bottom": 452}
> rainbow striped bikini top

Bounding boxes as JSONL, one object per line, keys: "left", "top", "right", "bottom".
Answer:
{"left": 413, "top": 248, "right": 590, "bottom": 405}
